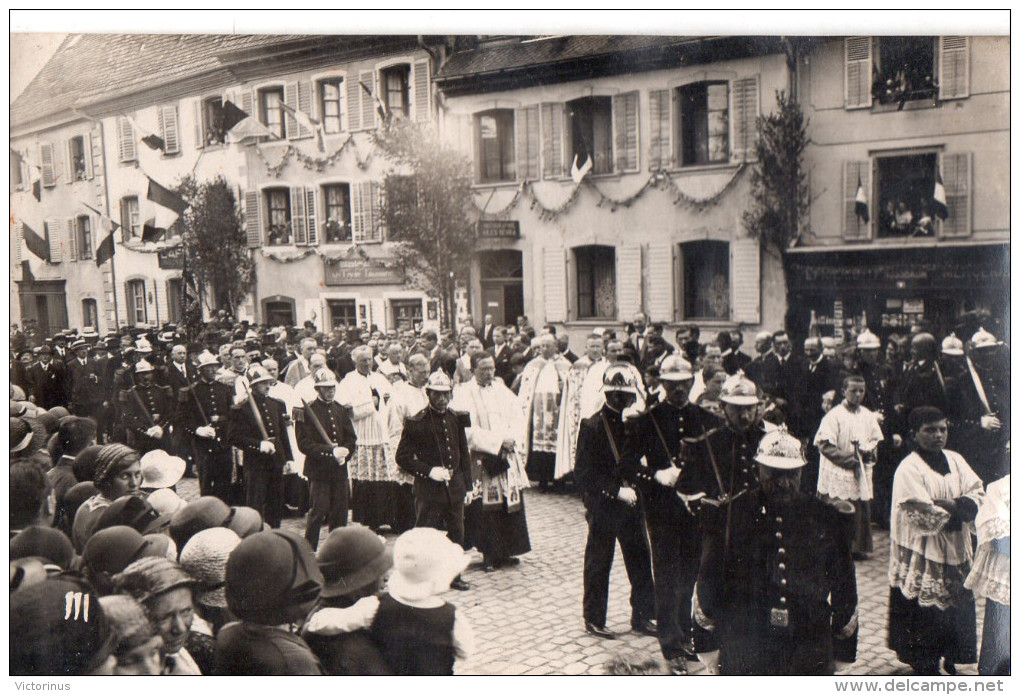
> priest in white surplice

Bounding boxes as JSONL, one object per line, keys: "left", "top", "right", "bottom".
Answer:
{"left": 518, "top": 333, "right": 572, "bottom": 487}
{"left": 383, "top": 353, "right": 431, "bottom": 533}
{"left": 451, "top": 352, "right": 532, "bottom": 570}
{"left": 554, "top": 333, "right": 606, "bottom": 482}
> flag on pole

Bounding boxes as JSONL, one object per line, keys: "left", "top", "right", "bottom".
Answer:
{"left": 146, "top": 176, "right": 189, "bottom": 216}
{"left": 221, "top": 100, "right": 276, "bottom": 141}
{"left": 21, "top": 222, "right": 50, "bottom": 262}
{"left": 933, "top": 168, "right": 949, "bottom": 220}
{"left": 359, "top": 81, "right": 389, "bottom": 123}
{"left": 30, "top": 167, "right": 41, "bottom": 202}
{"left": 126, "top": 114, "right": 165, "bottom": 152}
{"left": 570, "top": 153, "right": 593, "bottom": 184}
{"left": 81, "top": 203, "right": 121, "bottom": 267}
{"left": 855, "top": 176, "right": 869, "bottom": 223}
{"left": 279, "top": 101, "right": 326, "bottom": 152}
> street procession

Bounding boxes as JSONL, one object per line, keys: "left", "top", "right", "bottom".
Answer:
{"left": 8, "top": 18, "right": 1011, "bottom": 679}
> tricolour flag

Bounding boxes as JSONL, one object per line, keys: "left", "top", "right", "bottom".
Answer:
{"left": 21, "top": 222, "right": 50, "bottom": 262}
{"left": 221, "top": 100, "right": 276, "bottom": 141}
{"left": 81, "top": 203, "right": 121, "bottom": 267}
{"left": 279, "top": 101, "right": 325, "bottom": 152}
{"left": 570, "top": 154, "right": 593, "bottom": 184}
{"left": 360, "top": 81, "right": 389, "bottom": 124}
{"left": 147, "top": 176, "right": 190, "bottom": 216}
{"left": 855, "top": 176, "right": 869, "bottom": 223}
{"left": 933, "top": 169, "right": 949, "bottom": 220}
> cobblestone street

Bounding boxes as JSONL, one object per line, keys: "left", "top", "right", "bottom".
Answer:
{"left": 181, "top": 479, "right": 983, "bottom": 676}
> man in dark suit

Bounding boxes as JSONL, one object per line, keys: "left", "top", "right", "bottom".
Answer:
{"left": 575, "top": 364, "right": 656, "bottom": 641}
{"left": 120, "top": 359, "right": 176, "bottom": 454}
{"left": 719, "top": 330, "right": 752, "bottom": 376}
{"left": 178, "top": 351, "right": 236, "bottom": 502}
{"left": 479, "top": 314, "right": 497, "bottom": 349}
{"left": 395, "top": 370, "right": 471, "bottom": 591}
{"left": 557, "top": 333, "right": 579, "bottom": 365}
{"left": 28, "top": 344, "right": 67, "bottom": 410}
{"left": 491, "top": 326, "right": 514, "bottom": 385}
{"left": 65, "top": 339, "right": 105, "bottom": 417}
{"left": 799, "top": 336, "right": 840, "bottom": 492}
{"left": 228, "top": 365, "right": 294, "bottom": 528}
{"left": 296, "top": 368, "right": 357, "bottom": 550}
{"left": 160, "top": 344, "right": 195, "bottom": 394}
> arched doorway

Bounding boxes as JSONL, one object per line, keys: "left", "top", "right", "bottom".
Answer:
{"left": 478, "top": 250, "right": 523, "bottom": 326}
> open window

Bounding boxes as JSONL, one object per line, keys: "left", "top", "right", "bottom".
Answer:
{"left": 678, "top": 82, "right": 730, "bottom": 166}
{"left": 380, "top": 64, "right": 411, "bottom": 120}
{"left": 872, "top": 37, "right": 938, "bottom": 107}
{"left": 322, "top": 183, "right": 353, "bottom": 243}
{"left": 475, "top": 109, "right": 516, "bottom": 183}
{"left": 874, "top": 153, "right": 939, "bottom": 238}
{"left": 566, "top": 96, "right": 614, "bottom": 175}
{"left": 200, "top": 96, "right": 227, "bottom": 146}
{"left": 264, "top": 187, "right": 292, "bottom": 246}
{"left": 68, "top": 136, "right": 88, "bottom": 181}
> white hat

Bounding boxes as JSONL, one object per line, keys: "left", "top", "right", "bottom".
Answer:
{"left": 971, "top": 327, "right": 998, "bottom": 350}
{"left": 941, "top": 333, "right": 965, "bottom": 356}
{"left": 134, "top": 358, "right": 155, "bottom": 374}
{"left": 147, "top": 488, "right": 187, "bottom": 516}
{"left": 135, "top": 339, "right": 154, "bottom": 354}
{"left": 196, "top": 350, "right": 220, "bottom": 369}
{"left": 856, "top": 329, "right": 881, "bottom": 349}
{"left": 247, "top": 365, "right": 274, "bottom": 386}
{"left": 602, "top": 364, "right": 639, "bottom": 393}
{"left": 140, "top": 450, "right": 186, "bottom": 489}
{"left": 313, "top": 368, "right": 338, "bottom": 388}
{"left": 425, "top": 370, "right": 453, "bottom": 392}
{"left": 658, "top": 355, "right": 694, "bottom": 381}
{"left": 386, "top": 528, "right": 471, "bottom": 602}
{"left": 754, "top": 429, "right": 805, "bottom": 470}
{"left": 180, "top": 527, "right": 242, "bottom": 609}
{"left": 720, "top": 374, "right": 760, "bottom": 405}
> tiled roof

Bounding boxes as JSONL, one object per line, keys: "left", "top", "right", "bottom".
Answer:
{"left": 437, "top": 35, "right": 704, "bottom": 80}
{"left": 11, "top": 34, "right": 308, "bottom": 128}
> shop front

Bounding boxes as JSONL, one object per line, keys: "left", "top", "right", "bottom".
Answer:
{"left": 784, "top": 243, "right": 1009, "bottom": 345}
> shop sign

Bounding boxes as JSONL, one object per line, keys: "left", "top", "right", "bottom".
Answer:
{"left": 477, "top": 220, "right": 520, "bottom": 239}
{"left": 902, "top": 299, "right": 925, "bottom": 314}
{"left": 158, "top": 246, "right": 184, "bottom": 270}
{"left": 324, "top": 258, "right": 404, "bottom": 286}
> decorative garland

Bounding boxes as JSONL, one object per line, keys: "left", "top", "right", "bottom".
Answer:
{"left": 253, "top": 133, "right": 377, "bottom": 178}
{"left": 474, "top": 163, "right": 746, "bottom": 220}
{"left": 258, "top": 244, "right": 401, "bottom": 269}
{"left": 120, "top": 238, "right": 183, "bottom": 254}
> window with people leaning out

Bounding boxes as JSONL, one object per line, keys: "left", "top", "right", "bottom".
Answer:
{"left": 264, "top": 187, "right": 292, "bottom": 246}
{"left": 872, "top": 37, "right": 938, "bottom": 107}
{"left": 876, "top": 153, "right": 938, "bottom": 238}
{"left": 567, "top": 96, "right": 613, "bottom": 175}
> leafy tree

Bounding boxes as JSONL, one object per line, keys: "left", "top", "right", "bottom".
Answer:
{"left": 742, "top": 90, "right": 810, "bottom": 256}
{"left": 376, "top": 119, "right": 477, "bottom": 330}
{"left": 175, "top": 175, "right": 254, "bottom": 334}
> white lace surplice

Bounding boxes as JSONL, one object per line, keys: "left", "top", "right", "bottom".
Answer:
{"left": 814, "top": 402, "right": 884, "bottom": 501}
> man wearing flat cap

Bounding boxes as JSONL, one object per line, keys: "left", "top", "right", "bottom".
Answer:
{"left": 693, "top": 429, "right": 859, "bottom": 675}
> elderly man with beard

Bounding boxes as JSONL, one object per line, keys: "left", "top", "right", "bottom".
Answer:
{"left": 693, "top": 429, "right": 859, "bottom": 675}
{"left": 452, "top": 352, "right": 532, "bottom": 572}
{"left": 120, "top": 359, "right": 175, "bottom": 454}
{"left": 621, "top": 355, "right": 722, "bottom": 673}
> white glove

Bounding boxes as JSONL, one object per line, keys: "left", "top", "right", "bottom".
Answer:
{"left": 654, "top": 467, "right": 680, "bottom": 488}
{"left": 617, "top": 487, "right": 638, "bottom": 507}
{"left": 259, "top": 440, "right": 276, "bottom": 454}
{"left": 146, "top": 425, "right": 164, "bottom": 439}
{"left": 428, "top": 467, "right": 451, "bottom": 482}
{"left": 196, "top": 425, "right": 216, "bottom": 439}
{"left": 332, "top": 446, "right": 350, "bottom": 462}
{"left": 980, "top": 414, "right": 1002, "bottom": 431}
{"left": 697, "top": 650, "right": 721, "bottom": 675}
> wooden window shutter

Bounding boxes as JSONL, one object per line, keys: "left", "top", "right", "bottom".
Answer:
{"left": 305, "top": 187, "right": 318, "bottom": 245}
{"left": 939, "top": 36, "right": 970, "bottom": 100}
{"left": 731, "top": 76, "right": 760, "bottom": 162}
{"left": 444, "top": 113, "right": 472, "bottom": 160}
{"left": 193, "top": 99, "right": 204, "bottom": 150}
{"left": 940, "top": 153, "right": 972, "bottom": 238}
{"left": 645, "top": 242, "right": 675, "bottom": 322}
{"left": 67, "top": 218, "right": 77, "bottom": 262}
{"left": 118, "top": 116, "right": 137, "bottom": 162}
{"left": 730, "top": 239, "right": 761, "bottom": 324}
{"left": 284, "top": 82, "right": 310, "bottom": 139}
{"left": 298, "top": 81, "right": 313, "bottom": 136}
{"left": 615, "top": 246, "right": 642, "bottom": 320}
{"left": 40, "top": 143, "right": 56, "bottom": 187}
{"left": 159, "top": 105, "right": 181, "bottom": 154}
{"left": 48, "top": 219, "right": 62, "bottom": 263}
{"left": 844, "top": 37, "right": 873, "bottom": 109}
{"left": 244, "top": 190, "right": 262, "bottom": 248}
{"left": 540, "top": 102, "right": 565, "bottom": 179}
{"left": 86, "top": 129, "right": 98, "bottom": 179}
{"left": 64, "top": 139, "right": 73, "bottom": 184}
{"left": 515, "top": 105, "right": 540, "bottom": 181}
{"left": 842, "top": 160, "right": 872, "bottom": 240}
{"left": 352, "top": 181, "right": 379, "bottom": 242}
{"left": 360, "top": 71, "right": 376, "bottom": 130}
{"left": 612, "top": 91, "right": 640, "bottom": 173}
{"left": 648, "top": 89, "right": 672, "bottom": 171}
{"left": 542, "top": 247, "right": 567, "bottom": 322}
{"left": 291, "top": 186, "right": 307, "bottom": 244}
{"left": 241, "top": 89, "right": 255, "bottom": 121}
{"left": 413, "top": 59, "right": 431, "bottom": 122}
{"left": 346, "top": 75, "right": 362, "bottom": 131}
